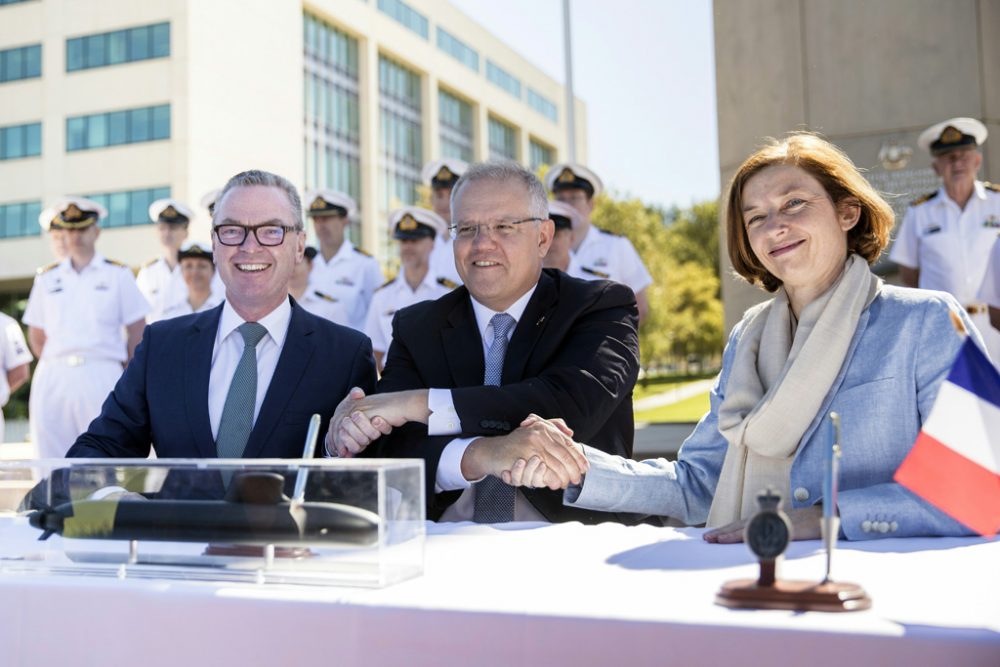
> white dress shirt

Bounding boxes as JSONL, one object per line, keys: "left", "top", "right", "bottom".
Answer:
{"left": 428, "top": 284, "right": 537, "bottom": 491}
{"left": 207, "top": 299, "right": 291, "bottom": 440}
{"left": 567, "top": 224, "right": 653, "bottom": 294}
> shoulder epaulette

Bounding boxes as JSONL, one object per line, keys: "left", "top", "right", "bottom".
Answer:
{"left": 313, "top": 290, "right": 337, "bottom": 302}
{"left": 437, "top": 277, "right": 459, "bottom": 289}
{"left": 581, "top": 266, "right": 610, "bottom": 279}
{"left": 984, "top": 182, "right": 1000, "bottom": 193}
{"left": 142, "top": 257, "right": 159, "bottom": 268}
{"left": 37, "top": 261, "right": 59, "bottom": 275}
{"left": 910, "top": 191, "right": 939, "bottom": 206}
{"left": 597, "top": 227, "right": 622, "bottom": 238}
{"left": 104, "top": 258, "right": 128, "bottom": 268}
{"left": 375, "top": 277, "right": 397, "bottom": 292}
{"left": 353, "top": 246, "right": 373, "bottom": 257}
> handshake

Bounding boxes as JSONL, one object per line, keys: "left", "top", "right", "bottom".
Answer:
{"left": 323, "top": 388, "right": 589, "bottom": 490}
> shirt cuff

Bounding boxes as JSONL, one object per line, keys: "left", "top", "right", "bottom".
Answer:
{"left": 427, "top": 388, "right": 461, "bottom": 435}
{"left": 434, "top": 437, "right": 481, "bottom": 492}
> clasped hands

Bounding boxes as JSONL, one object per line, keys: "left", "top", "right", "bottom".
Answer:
{"left": 324, "top": 389, "right": 587, "bottom": 489}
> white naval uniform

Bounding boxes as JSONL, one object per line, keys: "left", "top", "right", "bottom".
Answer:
{"left": 159, "top": 292, "right": 224, "bottom": 320}
{"left": 308, "top": 240, "right": 384, "bottom": 331}
{"left": 137, "top": 257, "right": 224, "bottom": 323}
{"left": 567, "top": 224, "right": 654, "bottom": 296}
{"left": 296, "top": 288, "right": 344, "bottom": 324}
{"left": 363, "top": 272, "right": 453, "bottom": 357}
{"left": 889, "top": 181, "right": 1000, "bottom": 362}
{"left": 0, "top": 312, "right": 33, "bottom": 443}
{"left": 428, "top": 235, "right": 463, "bottom": 287}
{"left": 21, "top": 254, "right": 150, "bottom": 458}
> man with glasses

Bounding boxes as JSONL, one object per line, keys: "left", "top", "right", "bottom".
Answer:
{"left": 327, "top": 162, "right": 640, "bottom": 524}
{"left": 68, "top": 170, "right": 376, "bottom": 459}
{"left": 890, "top": 117, "right": 1000, "bottom": 362}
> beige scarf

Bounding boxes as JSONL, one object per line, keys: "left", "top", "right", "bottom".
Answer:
{"left": 708, "top": 254, "right": 880, "bottom": 526}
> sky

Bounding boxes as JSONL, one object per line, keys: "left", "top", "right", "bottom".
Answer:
{"left": 451, "top": 0, "right": 720, "bottom": 211}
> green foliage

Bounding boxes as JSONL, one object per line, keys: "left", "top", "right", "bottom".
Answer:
{"left": 591, "top": 195, "right": 723, "bottom": 368}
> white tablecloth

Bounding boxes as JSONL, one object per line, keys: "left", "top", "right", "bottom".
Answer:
{"left": 1, "top": 521, "right": 997, "bottom": 666}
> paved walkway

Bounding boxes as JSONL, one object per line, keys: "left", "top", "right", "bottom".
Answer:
{"left": 633, "top": 379, "right": 715, "bottom": 411}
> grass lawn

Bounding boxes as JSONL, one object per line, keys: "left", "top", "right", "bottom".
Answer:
{"left": 633, "top": 374, "right": 714, "bottom": 402}
{"left": 634, "top": 391, "right": 710, "bottom": 423}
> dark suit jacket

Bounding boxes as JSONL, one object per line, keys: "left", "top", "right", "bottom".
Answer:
{"left": 371, "top": 269, "right": 640, "bottom": 524}
{"left": 67, "top": 298, "right": 376, "bottom": 459}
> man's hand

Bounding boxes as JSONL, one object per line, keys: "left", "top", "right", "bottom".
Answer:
{"left": 325, "top": 387, "right": 430, "bottom": 457}
{"left": 703, "top": 505, "right": 824, "bottom": 544}
{"left": 464, "top": 415, "right": 588, "bottom": 490}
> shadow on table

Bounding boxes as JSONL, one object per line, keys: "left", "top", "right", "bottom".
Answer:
{"left": 606, "top": 534, "right": 982, "bottom": 571}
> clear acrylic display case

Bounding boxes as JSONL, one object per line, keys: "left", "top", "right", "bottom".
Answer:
{"left": 0, "top": 458, "right": 424, "bottom": 588}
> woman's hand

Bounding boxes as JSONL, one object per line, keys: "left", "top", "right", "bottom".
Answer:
{"left": 703, "top": 505, "right": 824, "bottom": 543}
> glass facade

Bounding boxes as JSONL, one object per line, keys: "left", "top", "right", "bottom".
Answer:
{"left": 488, "top": 116, "right": 517, "bottom": 161}
{"left": 438, "top": 89, "right": 473, "bottom": 162}
{"left": 0, "top": 44, "right": 41, "bottom": 83}
{"left": 0, "top": 122, "right": 41, "bottom": 160}
{"left": 85, "top": 186, "right": 170, "bottom": 229}
{"left": 377, "top": 0, "right": 428, "bottom": 39}
{"left": 0, "top": 200, "right": 42, "bottom": 239}
{"left": 486, "top": 60, "right": 521, "bottom": 99}
{"left": 436, "top": 28, "right": 478, "bottom": 72}
{"left": 529, "top": 139, "right": 554, "bottom": 170}
{"left": 303, "top": 13, "right": 362, "bottom": 241}
{"left": 66, "top": 104, "right": 170, "bottom": 151}
{"left": 379, "top": 55, "right": 422, "bottom": 259}
{"left": 66, "top": 23, "right": 169, "bottom": 72}
{"left": 527, "top": 88, "right": 558, "bottom": 122}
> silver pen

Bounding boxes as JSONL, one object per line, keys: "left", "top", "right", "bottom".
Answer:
{"left": 822, "top": 412, "right": 842, "bottom": 584}
{"left": 292, "top": 414, "right": 322, "bottom": 504}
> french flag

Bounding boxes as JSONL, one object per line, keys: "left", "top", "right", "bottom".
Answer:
{"left": 895, "top": 338, "right": 1000, "bottom": 536}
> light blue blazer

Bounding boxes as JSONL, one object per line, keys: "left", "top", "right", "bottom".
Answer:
{"left": 565, "top": 285, "right": 986, "bottom": 540}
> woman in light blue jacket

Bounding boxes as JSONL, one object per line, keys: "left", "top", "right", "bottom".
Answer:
{"left": 507, "top": 133, "right": 985, "bottom": 541}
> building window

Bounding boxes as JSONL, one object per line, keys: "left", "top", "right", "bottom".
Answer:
{"left": 0, "top": 122, "right": 41, "bottom": 160}
{"left": 529, "top": 139, "right": 554, "bottom": 170}
{"left": 488, "top": 116, "right": 517, "bottom": 161}
{"left": 304, "top": 13, "right": 362, "bottom": 242}
{"left": 527, "top": 88, "right": 558, "bottom": 122}
{"left": 438, "top": 89, "right": 473, "bottom": 162}
{"left": 0, "top": 200, "right": 42, "bottom": 239}
{"left": 377, "top": 0, "right": 428, "bottom": 39}
{"left": 85, "top": 186, "right": 170, "bottom": 229}
{"left": 0, "top": 44, "right": 41, "bottom": 83}
{"left": 436, "top": 28, "right": 478, "bottom": 72}
{"left": 379, "top": 55, "right": 422, "bottom": 261}
{"left": 66, "top": 105, "right": 169, "bottom": 151}
{"left": 486, "top": 60, "right": 521, "bottom": 99}
{"left": 66, "top": 22, "right": 170, "bottom": 72}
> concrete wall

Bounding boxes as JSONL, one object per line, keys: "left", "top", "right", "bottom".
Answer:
{"left": 714, "top": 0, "right": 999, "bottom": 331}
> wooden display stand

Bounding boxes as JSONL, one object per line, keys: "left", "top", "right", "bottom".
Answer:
{"left": 716, "top": 560, "right": 871, "bottom": 612}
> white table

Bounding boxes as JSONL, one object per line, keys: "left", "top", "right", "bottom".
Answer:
{"left": 0, "top": 521, "right": 997, "bottom": 666}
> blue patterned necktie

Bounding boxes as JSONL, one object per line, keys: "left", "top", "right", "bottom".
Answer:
{"left": 473, "top": 312, "right": 517, "bottom": 523}
{"left": 216, "top": 322, "right": 268, "bottom": 459}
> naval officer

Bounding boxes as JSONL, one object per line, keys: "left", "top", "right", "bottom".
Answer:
{"left": 543, "top": 200, "right": 582, "bottom": 272}
{"left": 159, "top": 241, "right": 224, "bottom": 319}
{"left": 0, "top": 311, "right": 32, "bottom": 444}
{"left": 422, "top": 158, "right": 467, "bottom": 286}
{"left": 545, "top": 163, "right": 653, "bottom": 323}
{"left": 289, "top": 246, "right": 342, "bottom": 322}
{"left": 303, "top": 189, "right": 384, "bottom": 331}
{"left": 889, "top": 117, "right": 1000, "bottom": 361}
{"left": 22, "top": 197, "right": 149, "bottom": 457}
{"left": 364, "top": 207, "right": 454, "bottom": 370}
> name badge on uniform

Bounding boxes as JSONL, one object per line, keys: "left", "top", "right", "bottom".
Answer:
{"left": 983, "top": 216, "right": 1000, "bottom": 229}
{"left": 922, "top": 225, "right": 942, "bottom": 235}
{"left": 48, "top": 287, "right": 63, "bottom": 294}
{"left": 95, "top": 282, "right": 110, "bottom": 291}
{"left": 335, "top": 277, "right": 355, "bottom": 287}
{"left": 593, "top": 257, "right": 608, "bottom": 267}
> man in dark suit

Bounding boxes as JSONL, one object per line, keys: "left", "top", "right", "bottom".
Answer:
{"left": 328, "top": 162, "right": 640, "bottom": 523}
{"left": 68, "top": 170, "right": 376, "bottom": 460}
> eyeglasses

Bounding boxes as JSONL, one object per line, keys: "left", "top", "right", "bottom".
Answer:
{"left": 448, "top": 217, "right": 543, "bottom": 241}
{"left": 213, "top": 224, "right": 301, "bottom": 247}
